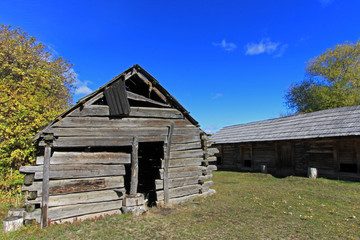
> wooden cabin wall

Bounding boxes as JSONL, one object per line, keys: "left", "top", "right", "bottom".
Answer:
{"left": 215, "top": 137, "right": 360, "bottom": 181}
{"left": 20, "top": 101, "right": 217, "bottom": 223}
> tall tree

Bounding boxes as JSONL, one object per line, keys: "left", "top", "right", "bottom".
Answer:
{"left": 0, "top": 25, "right": 75, "bottom": 196}
{"left": 285, "top": 40, "right": 360, "bottom": 113}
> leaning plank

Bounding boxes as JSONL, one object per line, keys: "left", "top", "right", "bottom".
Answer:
{"left": 29, "top": 189, "right": 125, "bottom": 207}
{"left": 127, "top": 91, "right": 171, "bottom": 107}
{"left": 157, "top": 184, "right": 201, "bottom": 200}
{"left": 155, "top": 176, "right": 199, "bottom": 190}
{"left": 36, "top": 152, "right": 131, "bottom": 165}
{"left": 159, "top": 166, "right": 203, "bottom": 179}
{"left": 170, "top": 149, "right": 204, "bottom": 159}
{"left": 69, "top": 105, "right": 184, "bottom": 119}
{"left": 53, "top": 209, "right": 121, "bottom": 224}
{"left": 161, "top": 158, "right": 202, "bottom": 168}
{"left": 52, "top": 117, "right": 192, "bottom": 128}
{"left": 22, "top": 176, "right": 124, "bottom": 196}
{"left": 48, "top": 200, "right": 122, "bottom": 221}
{"left": 33, "top": 165, "right": 125, "bottom": 180}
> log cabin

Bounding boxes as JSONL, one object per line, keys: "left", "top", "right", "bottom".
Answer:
{"left": 19, "top": 65, "right": 217, "bottom": 226}
{"left": 212, "top": 105, "right": 360, "bottom": 181}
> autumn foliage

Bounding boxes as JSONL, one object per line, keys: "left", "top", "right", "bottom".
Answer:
{"left": 285, "top": 40, "right": 360, "bottom": 113}
{"left": 0, "top": 25, "right": 75, "bottom": 197}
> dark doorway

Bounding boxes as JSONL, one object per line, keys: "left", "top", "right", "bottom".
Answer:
{"left": 276, "top": 143, "right": 293, "bottom": 177}
{"left": 138, "top": 142, "right": 163, "bottom": 206}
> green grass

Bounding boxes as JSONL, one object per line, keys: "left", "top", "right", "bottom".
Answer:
{"left": 1, "top": 172, "right": 360, "bottom": 239}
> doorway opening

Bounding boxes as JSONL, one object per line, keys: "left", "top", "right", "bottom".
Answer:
{"left": 124, "top": 141, "right": 163, "bottom": 206}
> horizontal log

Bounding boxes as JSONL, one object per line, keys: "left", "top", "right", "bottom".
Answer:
{"left": 199, "top": 174, "right": 213, "bottom": 181}
{"left": 45, "top": 127, "right": 199, "bottom": 137}
{"left": 39, "top": 134, "right": 200, "bottom": 147}
{"left": 170, "top": 142, "right": 201, "bottom": 151}
{"left": 207, "top": 165, "right": 217, "bottom": 171}
{"left": 24, "top": 200, "right": 122, "bottom": 222}
{"left": 155, "top": 176, "right": 199, "bottom": 190}
{"left": 207, "top": 147, "right": 219, "bottom": 155}
{"left": 161, "top": 158, "right": 202, "bottom": 168}
{"left": 201, "top": 181, "right": 214, "bottom": 192}
{"left": 165, "top": 189, "right": 216, "bottom": 205}
{"left": 52, "top": 117, "right": 193, "bottom": 128}
{"left": 159, "top": 166, "right": 203, "bottom": 179}
{"left": 22, "top": 176, "right": 124, "bottom": 195}
{"left": 69, "top": 105, "right": 184, "bottom": 119}
{"left": 157, "top": 184, "right": 201, "bottom": 200}
{"left": 36, "top": 152, "right": 130, "bottom": 165}
{"left": 206, "top": 156, "right": 217, "bottom": 162}
{"left": 53, "top": 209, "right": 121, "bottom": 224}
{"left": 170, "top": 149, "right": 204, "bottom": 159}
{"left": 28, "top": 189, "right": 125, "bottom": 207}
{"left": 26, "top": 165, "right": 125, "bottom": 180}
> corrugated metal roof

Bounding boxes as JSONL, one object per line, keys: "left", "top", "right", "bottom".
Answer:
{"left": 212, "top": 105, "right": 360, "bottom": 144}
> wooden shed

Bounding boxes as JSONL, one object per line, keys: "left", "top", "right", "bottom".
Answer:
{"left": 19, "top": 65, "right": 217, "bottom": 226}
{"left": 212, "top": 105, "right": 360, "bottom": 181}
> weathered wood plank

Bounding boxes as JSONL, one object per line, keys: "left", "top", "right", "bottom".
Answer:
{"left": 32, "top": 165, "right": 125, "bottom": 180}
{"left": 170, "top": 142, "right": 201, "bottom": 151}
{"left": 69, "top": 105, "right": 184, "bottom": 119}
{"left": 157, "top": 184, "right": 201, "bottom": 200}
{"left": 45, "top": 127, "right": 199, "bottom": 137}
{"left": 25, "top": 200, "right": 122, "bottom": 222}
{"left": 201, "top": 181, "right": 214, "bottom": 192}
{"left": 127, "top": 91, "right": 171, "bottom": 107}
{"left": 29, "top": 189, "right": 125, "bottom": 207}
{"left": 41, "top": 143, "right": 51, "bottom": 228}
{"left": 22, "top": 176, "right": 124, "bottom": 196}
{"left": 53, "top": 209, "right": 121, "bottom": 224}
{"left": 159, "top": 166, "right": 203, "bottom": 179}
{"left": 39, "top": 134, "right": 199, "bottom": 147}
{"left": 164, "top": 121, "right": 174, "bottom": 205}
{"left": 130, "top": 136, "right": 139, "bottom": 195}
{"left": 162, "top": 158, "right": 202, "bottom": 168}
{"left": 155, "top": 176, "right": 199, "bottom": 190}
{"left": 52, "top": 117, "right": 193, "bottom": 128}
{"left": 207, "top": 147, "right": 219, "bottom": 155}
{"left": 170, "top": 149, "right": 203, "bottom": 159}
{"left": 36, "top": 152, "right": 131, "bottom": 165}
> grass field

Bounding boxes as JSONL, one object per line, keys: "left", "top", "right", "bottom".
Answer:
{"left": 1, "top": 171, "right": 360, "bottom": 239}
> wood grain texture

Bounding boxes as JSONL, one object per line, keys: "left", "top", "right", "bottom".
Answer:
{"left": 36, "top": 152, "right": 130, "bottom": 165}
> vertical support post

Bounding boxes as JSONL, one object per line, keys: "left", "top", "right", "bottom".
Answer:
{"left": 130, "top": 136, "right": 139, "bottom": 196}
{"left": 333, "top": 140, "right": 339, "bottom": 178}
{"left": 41, "top": 134, "right": 53, "bottom": 228}
{"left": 164, "top": 121, "right": 174, "bottom": 205}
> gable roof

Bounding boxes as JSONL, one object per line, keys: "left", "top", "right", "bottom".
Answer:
{"left": 212, "top": 105, "right": 360, "bottom": 144}
{"left": 33, "top": 64, "right": 199, "bottom": 141}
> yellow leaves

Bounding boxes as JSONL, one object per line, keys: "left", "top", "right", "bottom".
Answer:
{"left": 0, "top": 25, "right": 75, "bottom": 196}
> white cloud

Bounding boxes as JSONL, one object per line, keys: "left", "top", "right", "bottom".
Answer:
{"left": 213, "top": 39, "right": 237, "bottom": 51}
{"left": 203, "top": 126, "right": 219, "bottom": 134}
{"left": 212, "top": 93, "right": 223, "bottom": 100}
{"left": 274, "top": 44, "right": 288, "bottom": 58}
{"left": 245, "top": 38, "right": 288, "bottom": 57}
{"left": 75, "top": 79, "right": 93, "bottom": 95}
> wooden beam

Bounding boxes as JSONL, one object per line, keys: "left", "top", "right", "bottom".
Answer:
{"left": 126, "top": 91, "right": 171, "bottom": 108}
{"left": 164, "top": 121, "right": 174, "bottom": 205}
{"left": 130, "top": 136, "right": 139, "bottom": 195}
{"left": 41, "top": 137, "right": 52, "bottom": 228}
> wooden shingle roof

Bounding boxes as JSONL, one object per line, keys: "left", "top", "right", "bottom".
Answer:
{"left": 212, "top": 105, "right": 360, "bottom": 144}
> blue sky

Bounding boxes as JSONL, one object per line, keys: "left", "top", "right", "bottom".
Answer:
{"left": 1, "top": 0, "right": 360, "bottom": 133}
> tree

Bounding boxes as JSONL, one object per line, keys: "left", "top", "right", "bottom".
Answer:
{"left": 0, "top": 25, "right": 75, "bottom": 197}
{"left": 285, "top": 40, "right": 360, "bottom": 113}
